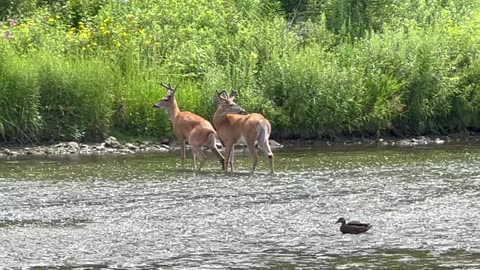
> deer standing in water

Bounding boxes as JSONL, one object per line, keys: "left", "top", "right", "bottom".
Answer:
{"left": 213, "top": 90, "right": 274, "bottom": 174}
{"left": 153, "top": 83, "right": 225, "bottom": 173}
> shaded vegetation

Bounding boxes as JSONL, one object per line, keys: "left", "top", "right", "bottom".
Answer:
{"left": 1, "top": 0, "right": 480, "bottom": 142}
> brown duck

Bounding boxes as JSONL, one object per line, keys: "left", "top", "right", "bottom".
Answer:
{"left": 335, "top": 217, "right": 372, "bottom": 234}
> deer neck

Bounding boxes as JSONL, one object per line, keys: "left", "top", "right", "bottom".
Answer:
{"left": 213, "top": 108, "right": 230, "bottom": 128}
{"left": 167, "top": 98, "right": 180, "bottom": 122}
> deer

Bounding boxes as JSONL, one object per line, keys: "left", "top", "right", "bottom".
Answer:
{"left": 153, "top": 82, "right": 225, "bottom": 173}
{"left": 213, "top": 90, "right": 274, "bottom": 174}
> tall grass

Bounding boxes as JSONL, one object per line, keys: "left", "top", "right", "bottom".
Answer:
{"left": 0, "top": 49, "right": 117, "bottom": 142}
{"left": 0, "top": 0, "right": 480, "bottom": 143}
{"left": 37, "top": 53, "right": 115, "bottom": 141}
{"left": 0, "top": 49, "right": 41, "bottom": 143}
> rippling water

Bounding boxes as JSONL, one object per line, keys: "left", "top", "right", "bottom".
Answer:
{"left": 1, "top": 144, "right": 480, "bottom": 269}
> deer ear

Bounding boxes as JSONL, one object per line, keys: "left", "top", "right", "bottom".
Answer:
{"left": 229, "top": 90, "right": 238, "bottom": 100}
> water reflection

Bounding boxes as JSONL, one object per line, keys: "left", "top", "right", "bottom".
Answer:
{"left": 1, "top": 145, "right": 480, "bottom": 269}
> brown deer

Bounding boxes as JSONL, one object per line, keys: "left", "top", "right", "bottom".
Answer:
{"left": 213, "top": 90, "right": 274, "bottom": 174}
{"left": 153, "top": 82, "right": 225, "bottom": 173}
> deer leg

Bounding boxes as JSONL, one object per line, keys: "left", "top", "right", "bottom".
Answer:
{"left": 229, "top": 149, "right": 235, "bottom": 172}
{"left": 224, "top": 144, "right": 234, "bottom": 173}
{"left": 247, "top": 143, "right": 259, "bottom": 175}
{"left": 191, "top": 146, "right": 206, "bottom": 173}
{"left": 207, "top": 134, "right": 225, "bottom": 171}
{"left": 191, "top": 149, "right": 197, "bottom": 172}
{"left": 258, "top": 139, "right": 274, "bottom": 174}
{"left": 197, "top": 148, "right": 207, "bottom": 173}
{"left": 179, "top": 139, "right": 186, "bottom": 169}
{"left": 210, "top": 145, "right": 225, "bottom": 171}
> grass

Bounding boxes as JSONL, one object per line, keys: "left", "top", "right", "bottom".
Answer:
{"left": 0, "top": 0, "right": 479, "bottom": 143}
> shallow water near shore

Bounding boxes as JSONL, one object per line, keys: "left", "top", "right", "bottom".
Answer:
{"left": 1, "top": 144, "right": 480, "bottom": 269}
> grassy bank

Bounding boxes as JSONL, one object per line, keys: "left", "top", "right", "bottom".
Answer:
{"left": 1, "top": 0, "right": 480, "bottom": 143}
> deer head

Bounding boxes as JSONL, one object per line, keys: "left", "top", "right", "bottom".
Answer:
{"left": 153, "top": 82, "right": 176, "bottom": 109}
{"left": 215, "top": 89, "right": 247, "bottom": 115}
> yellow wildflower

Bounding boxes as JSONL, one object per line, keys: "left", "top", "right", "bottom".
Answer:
{"left": 48, "top": 18, "right": 55, "bottom": 23}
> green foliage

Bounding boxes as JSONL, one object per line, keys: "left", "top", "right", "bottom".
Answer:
{"left": 37, "top": 53, "right": 114, "bottom": 141}
{"left": 114, "top": 68, "right": 170, "bottom": 137}
{"left": 0, "top": 0, "right": 480, "bottom": 143}
{"left": 448, "top": 58, "right": 480, "bottom": 131}
{"left": 0, "top": 0, "right": 35, "bottom": 19}
{"left": 0, "top": 49, "right": 42, "bottom": 143}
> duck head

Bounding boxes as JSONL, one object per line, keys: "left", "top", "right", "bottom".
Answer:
{"left": 335, "top": 217, "right": 346, "bottom": 225}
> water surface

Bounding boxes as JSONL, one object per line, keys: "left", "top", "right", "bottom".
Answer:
{"left": 1, "top": 144, "right": 480, "bottom": 269}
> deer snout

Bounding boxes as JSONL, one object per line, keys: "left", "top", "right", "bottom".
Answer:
{"left": 153, "top": 102, "right": 163, "bottom": 109}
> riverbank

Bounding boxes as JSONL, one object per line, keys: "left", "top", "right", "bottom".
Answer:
{"left": 2, "top": 133, "right": 480, "bottom": 159}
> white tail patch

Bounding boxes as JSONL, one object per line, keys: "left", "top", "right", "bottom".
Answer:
{"left": 257, "top": 121, "right": 270, "bottom": 142}
{"left": 257, "top": 120, "right": 273, "bottom": 156}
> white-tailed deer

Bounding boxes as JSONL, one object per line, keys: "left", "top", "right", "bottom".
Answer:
{"left": 153, "top": 82, "right": 225, "bottom": 173}
{"left": 213, "top": 90, "right": 274, "bottom": 174}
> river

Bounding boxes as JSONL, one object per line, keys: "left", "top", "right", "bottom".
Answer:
{"left": 1, "top": 144, "right": 480, "bottom": 269}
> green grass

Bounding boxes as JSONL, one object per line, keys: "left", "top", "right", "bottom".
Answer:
{"left": 0, "top": 0, "right": 479, "bottom": 143}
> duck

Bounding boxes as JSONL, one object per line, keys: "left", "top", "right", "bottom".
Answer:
{"left": 335, "top": 217, "right": 372, "bottom": 234}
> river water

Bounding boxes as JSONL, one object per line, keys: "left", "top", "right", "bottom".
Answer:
{"left": 1, "top": 144, "right": 480, "bottom": 269}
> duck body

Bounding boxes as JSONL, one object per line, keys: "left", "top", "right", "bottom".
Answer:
{"left": 336, "top": 217, "right": 372, "bottom": 234}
